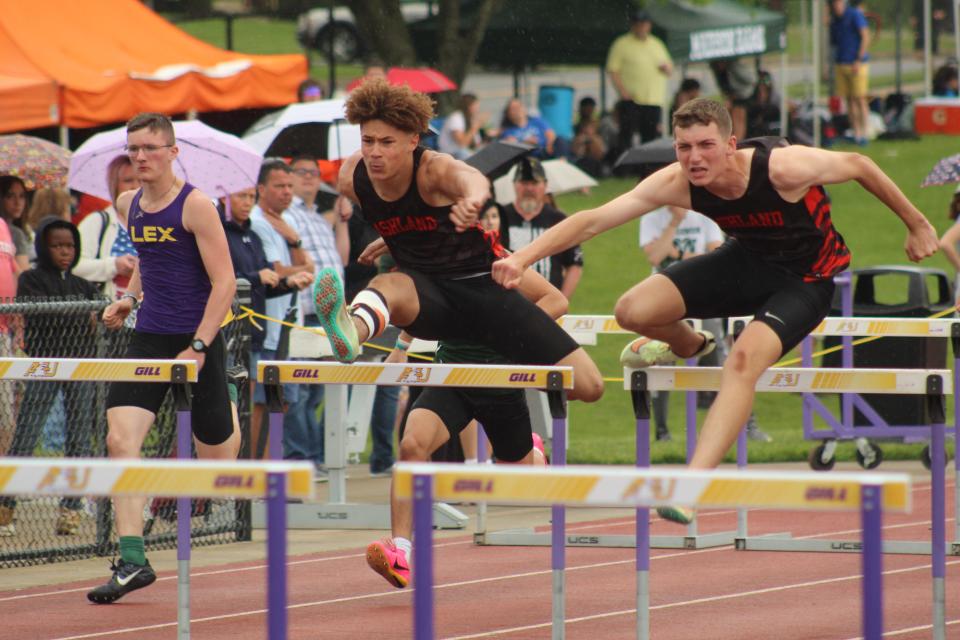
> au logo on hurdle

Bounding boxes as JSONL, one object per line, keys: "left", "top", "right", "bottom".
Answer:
{"left": 25, "top": 361, "right": 59, "bottom": 378}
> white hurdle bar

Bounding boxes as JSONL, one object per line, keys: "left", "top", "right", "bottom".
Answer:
{"left": 629, "top": 365, "right": 953, "bottom": 640}
{"left": 395, "top": 462, "right": 911, "bottom": 640}
{"left": 255, "top": 360, "right": 572, "bottom": 539}
{"left": 0, "top": 457, "right": 314, "bottom": 640}
{"left": 0, "top": 358, "right": 201, "bottom": 638}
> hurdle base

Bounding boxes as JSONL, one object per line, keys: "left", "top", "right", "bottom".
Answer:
{"left": 735, "top": 536, "right": 960, "bottom": 555}
{"left": 251, "top": 501, "right": 467, "bottom": 530}
{"left": 474, "top": 528, "right": 737, "bottom": 549}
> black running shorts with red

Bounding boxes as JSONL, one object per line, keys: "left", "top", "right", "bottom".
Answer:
{"left": 396, "top": 268, "right": 579, "bottom": 366}
{"left": 660, "top": 238, "right": 835, "bottom": 355}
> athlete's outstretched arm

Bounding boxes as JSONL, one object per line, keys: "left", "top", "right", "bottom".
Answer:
{"left": 768, "top": 146, "right": 938, "bottom": 262}
{"left": 183, "top": 191, "right": 237, "bottom": 366}
{"left": 493, "top": 165, "right": 688, "bottom": 288}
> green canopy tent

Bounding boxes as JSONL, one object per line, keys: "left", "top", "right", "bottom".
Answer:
{"left": 409, "top": 0, "right": 787, "bottom": 129}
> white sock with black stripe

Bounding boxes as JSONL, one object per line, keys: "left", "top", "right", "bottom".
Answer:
{"left": 351, "top": 288, "right": 390, "bottom": 339}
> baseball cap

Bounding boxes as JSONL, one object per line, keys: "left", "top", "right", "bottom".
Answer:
{"left": 514, "top": 157, "right": 547, "bottom": 183}
{"left": 629, "top": 8, "right": 651, "bottom": 22}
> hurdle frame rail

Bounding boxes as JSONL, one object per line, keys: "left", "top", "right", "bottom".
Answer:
{"left": 477, "top": 315, "right": 744, "bottom": 551}
{"left": 253, "top": 360, "right": 573, "bottom": 534}
{"left": 0, "top": 457, "right": 313, "bottom": 640}
{"left": 395, "top": 462, "right": 912, "bottom": 640}
{"left": 726, "top": 315, "right": 960, "bottom": 557}
{"left": 630, "top": 365, "right": 954, "bottom": 640}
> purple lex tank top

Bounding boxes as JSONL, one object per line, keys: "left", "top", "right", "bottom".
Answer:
{"left": 128, "top": 183, "right": 211, "bottom": 333}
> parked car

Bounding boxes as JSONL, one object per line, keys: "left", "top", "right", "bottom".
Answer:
{"left": 296, "top": 1, "right": 436, "bottom": 63}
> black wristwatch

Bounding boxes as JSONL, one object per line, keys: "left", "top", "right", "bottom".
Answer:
{"left": 287, "top": 239, "right": 302, "bottom": 249}
{"left": 190, "top": 338, "right": 208, "bottom": 353}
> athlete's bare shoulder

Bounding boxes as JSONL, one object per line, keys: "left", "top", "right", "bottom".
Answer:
{"left": 182, "top": 186, "right": 220, "bottom": 232}
{"left": 337, "top": 152, "right": 363, "bottom": 203}
{"left": 767, "top": 144, "right": 834, "bottom": 193}
{"left": 417, "top": 149, "right": 466, "bottom": 206}
{"left": 634, "top": 162, "right": 692, "bottom": 210}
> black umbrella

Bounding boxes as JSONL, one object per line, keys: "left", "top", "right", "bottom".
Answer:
{"left": 614, "top": 137, "right": 677, "bottom": 170}
{"left": 466, "top": 141, "right": 535, "bottom": 180}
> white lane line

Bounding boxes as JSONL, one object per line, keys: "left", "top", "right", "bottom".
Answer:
{"left": 839, "top": 618, "right": 960, "bottom": 639}
{"left": 441, "top": 560, "right": 960, "bottom": 639}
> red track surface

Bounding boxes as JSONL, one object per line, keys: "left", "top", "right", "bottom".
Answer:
{"left": 2, "top": 480, "right": 957, "bottom": 640}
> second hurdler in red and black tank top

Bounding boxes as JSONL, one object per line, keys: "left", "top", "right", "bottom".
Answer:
{"left": 689, "top": 137, "right": 851, "bottom": 282}
{"left": 353, "top": 147, "right": 506, "bottom": 278}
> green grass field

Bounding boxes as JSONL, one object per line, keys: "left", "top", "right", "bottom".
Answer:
{"left": 555, "top": 136, "right": 958, "bottom": 466}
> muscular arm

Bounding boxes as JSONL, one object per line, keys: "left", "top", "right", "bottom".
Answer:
{"left": 559, "top": 265, "right": 582, "bottom": 301}
{"left": 424, "top": 152, "right": 490, "bottom": 205}
{"left": 516, "top": 268, "right": 568, "bottom": 319}
{"left": 183, "top": 192, "right": 237, "bottom": 346}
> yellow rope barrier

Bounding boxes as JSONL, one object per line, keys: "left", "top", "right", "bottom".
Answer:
{"left": 229, "top": 304, "right": 958, "bottom": 382}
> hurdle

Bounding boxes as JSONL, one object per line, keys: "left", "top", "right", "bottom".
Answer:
{"left": 394, "top": 462, "right": 911, "bottom": 640}
{"left": 629, "top": 365, "right": 953, "bottom": 639}
{"left": 481, "top": 315, "right": 741, "bottom": 550}
{"left": 0, "top": 456, "right": 314, "bottom": 639}
{"left": 0, "top": 357, "right": 206, "bottom": 635}
{"left": 254, "top": 360, "right": 572, "bottom": 534}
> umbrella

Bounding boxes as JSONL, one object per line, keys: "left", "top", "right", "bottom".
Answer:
{"left": 922, "top": 153, "right": 960, "bottom": 187}
{"left": 492, "top": 159, "right": 599, "bottom": 205}
{"left": 242, "top": 99, "right": 360, "bottom": 159}
{"left": 0, "top": 134, "right": 71, "bottom": 190}
{"left": 465, "top": 141, "right": 535, "bottom": 181}
{"left": 346, "top": 67, "right": 457, "bottom": 94}
{"left": 69, "top": 121, "right": 261, "bottom": 201}
{"left": 614, "top": 137, "right": 677, "bottom": 171}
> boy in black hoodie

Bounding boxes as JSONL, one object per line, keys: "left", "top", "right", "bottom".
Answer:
{"left": 0, "top": 219, "right": 101, "bottom": 537}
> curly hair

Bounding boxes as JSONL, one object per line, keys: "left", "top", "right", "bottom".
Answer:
{"left": 345, "top": 79, "right": 434, "bottom": 134}
{"left": 672, "top": 98, "right": 732, "bottom": 138}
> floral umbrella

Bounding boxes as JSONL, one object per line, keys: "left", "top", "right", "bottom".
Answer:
{"left": 922, "top": 152, "right": 960, "bottom": 187}
{"left": 0, "top": 134, "right": 71, "bottom": 190}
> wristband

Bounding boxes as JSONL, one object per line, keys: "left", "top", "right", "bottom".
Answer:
{"left": 121, "top": 293, "right": 139, "bottom": 310}
{"left": 394, "top": 337, "right": 411, "bottom": 352}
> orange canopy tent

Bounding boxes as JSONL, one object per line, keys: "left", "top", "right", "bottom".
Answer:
{"left": 0, "top": 0, "right": 307, "bottom": 133}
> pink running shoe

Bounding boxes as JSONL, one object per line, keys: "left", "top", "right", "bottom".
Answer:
{"left": 366, "top": 539, "right": 410, "bottom": 589}
{"left": 531, "top": 433, "right": 549, "bottom": 464}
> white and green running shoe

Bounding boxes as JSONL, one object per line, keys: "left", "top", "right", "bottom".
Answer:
{"left": 313, "top": 268, "right": 360, "bottom": 363}
{"left": 619, "top": 330, "right": 716, "bottom": 368}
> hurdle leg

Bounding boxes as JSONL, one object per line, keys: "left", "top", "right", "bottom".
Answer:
{"left": 931, "top": 418, "right": 946, "bottom": 639}
{"left": 632, "top": 378, "right": 651, "bottom": 640}
{"left": 266, "top": 471, "right": 287, "bottom": 640}
{"left": 953, "top": 350, "right": 959, "bottom": 548}
{"left": 551, "top": 411, "right": 566, "bottom": 640}
{"left": 860, "top": 484, "right": 883, "bottom": 640}
{"left": 172, "top": 373, "right": 192, "bottom": 640}
{"left": 476, "top": 423, "right": 488, "bottom": 536}
{"left": 684, "top": 367, "right": 698, "bottom": 540}
{"left": 413, "top": 474, "right": 434, "bottom": 640}
{"left": 736, "top": 427, "right": 748, "bottom": 538}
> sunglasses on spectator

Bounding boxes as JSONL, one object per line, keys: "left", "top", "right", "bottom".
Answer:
{"left": 293, "top": 168, "right": 321, "bottom": 177}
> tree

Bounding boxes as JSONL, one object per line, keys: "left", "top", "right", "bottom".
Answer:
{"left": 345, "top": 0, "right": 503, "bottom": 112}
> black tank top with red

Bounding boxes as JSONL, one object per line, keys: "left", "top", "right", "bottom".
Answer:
{"left": 353, "top": 147, "right": 505, "bottom": 278}
{"left": 689, "top": 137, "right": 851, "bottom": 282}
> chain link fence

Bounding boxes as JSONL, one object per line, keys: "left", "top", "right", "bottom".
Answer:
{"left": 0, "top": 287, "right": 252, "bottom": 568}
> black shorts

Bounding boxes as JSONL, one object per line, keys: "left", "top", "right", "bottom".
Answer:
{"left": 412, "top": 387, "right": 533, "bottom": 463}
{"left": 396, "top": 269, "right": 579, "bottom": 365}
{"left": 106, "top": 331, "right": 233, "bottom": 446}
{"left": 660, "top": 239, "right": 836, "bottom": 355}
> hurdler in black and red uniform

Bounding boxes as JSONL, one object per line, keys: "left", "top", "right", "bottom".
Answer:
{"left": 311, "top": 78, "right": 603, "bottom": 403}
{"left": 493, "top": 97, "right": 939, "bottom": 525}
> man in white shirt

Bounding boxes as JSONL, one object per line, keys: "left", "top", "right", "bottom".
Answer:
{"left": 283, "top": 155, "right": 350, "bottom": 471}
{"left": 248, "top": 159, "right": 313, "bottom": 458}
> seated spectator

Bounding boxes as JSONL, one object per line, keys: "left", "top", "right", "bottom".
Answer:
{"left": 498, "top": 98, "right": 558, "bottom": 158}
{"left": 670, "top": 78, "right": 701, "bottom": 121}
{"left": 0, "top": 219, "right": 100, "bottom": 537}
{"left": 933, "top": 62, "right": 959, "bottom": 97}
{"left": 746, "top": 71, "right": 782, "bottom": 138}
{"left": 439, "top": 93, "right": 488, "bottom": 159}
{"left": 74, "top": 155, "right": 140, "bottom": 301}
{"left": 575, "top": 96, "right": 599, "bottom": 132}
{"left": 571, "top": 119, "right": 607, "bottom": 178}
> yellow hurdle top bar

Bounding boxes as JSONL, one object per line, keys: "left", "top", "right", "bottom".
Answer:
{"left": 258, "top": 361, "right": 574, "bottom": 389}
{"left": 728, "top": 316, "right": 959, "bottom": 337}
{"left": 625, "top": 366, "right": 953, "bottom": 394}
{"left": 558, "top": 315, "right": 702, "bottom": 335}
{"left": 0, "top": 358, "right": 198, "bottom": 382}
{"left": 393, "top": 463, "right": 910, "bottom": 512}
{"left": 0, "top": 458, "right": 314, "bottom": 500}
